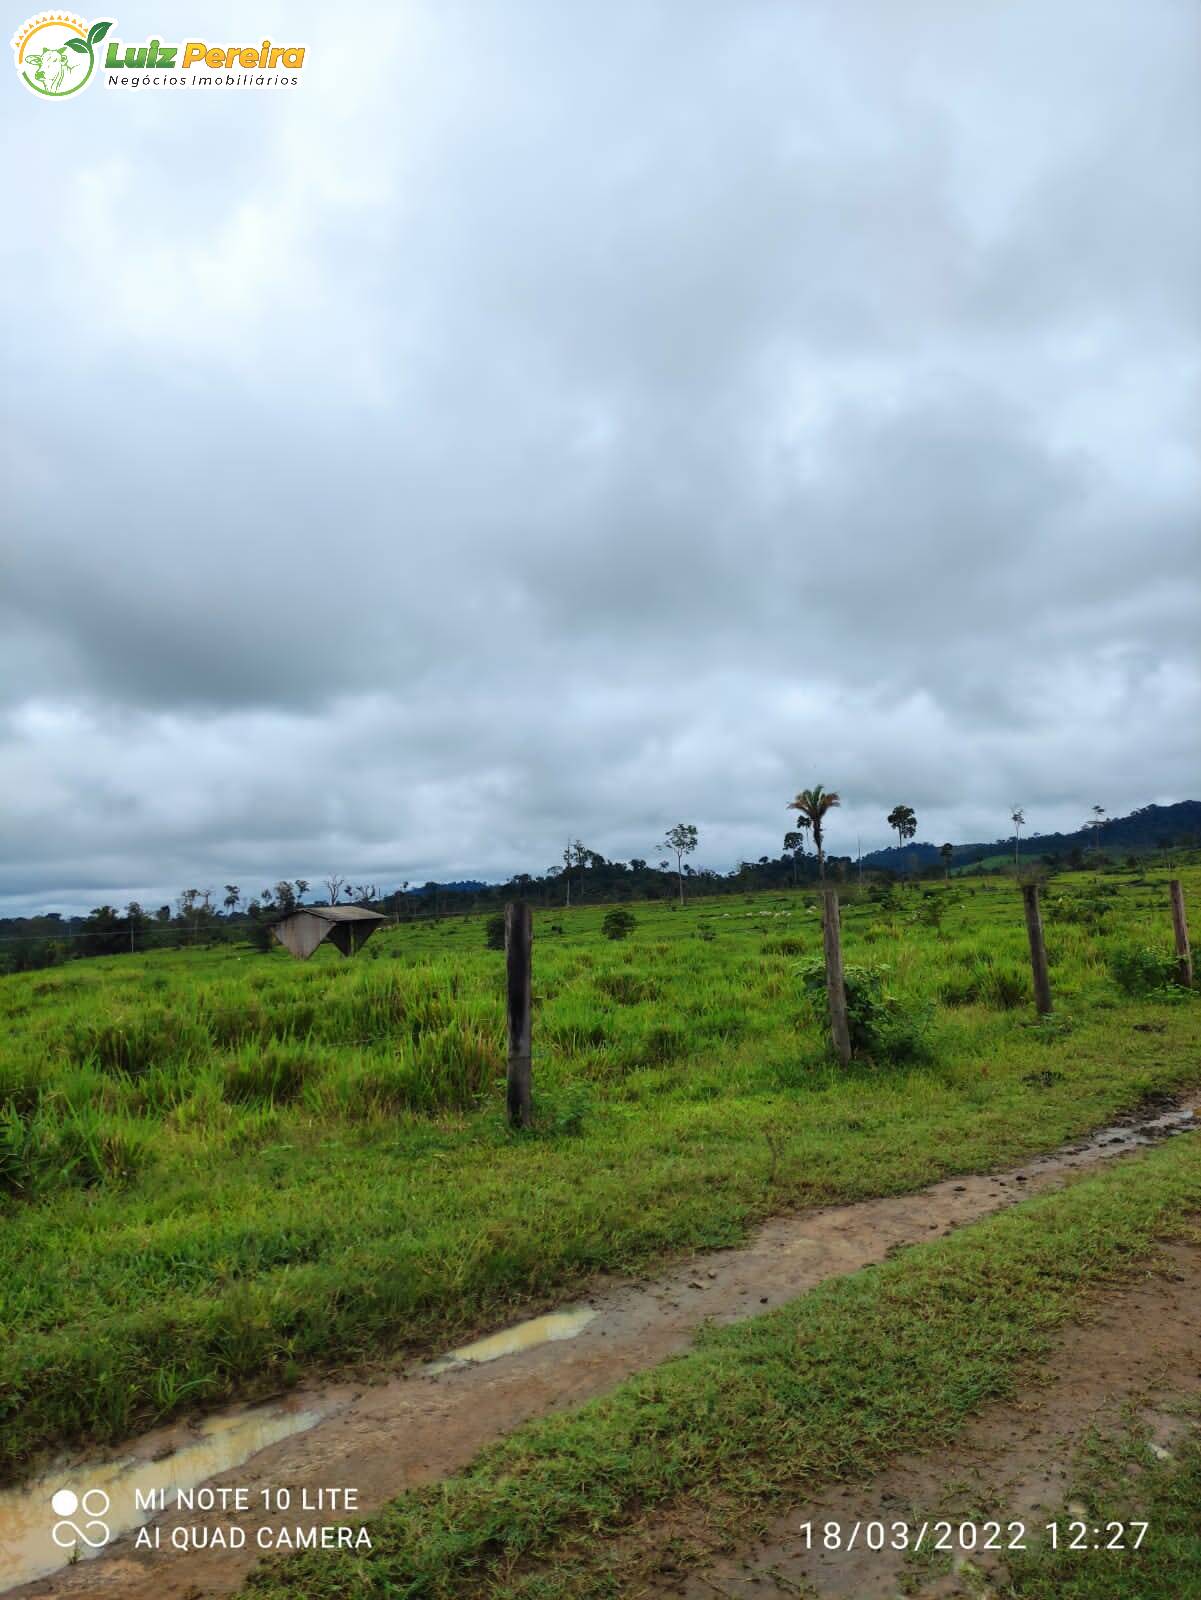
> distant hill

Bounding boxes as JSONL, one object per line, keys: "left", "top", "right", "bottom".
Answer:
{"left": 860, "top": 800, "right": 1201, "bottom": 872}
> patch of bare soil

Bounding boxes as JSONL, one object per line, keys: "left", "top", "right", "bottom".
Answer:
{"left": 9, "top": 1102, "right": 1195, "bottom": 1600}
{"left": 642, "top": 1241, "right": 1201, "bottom": 1599}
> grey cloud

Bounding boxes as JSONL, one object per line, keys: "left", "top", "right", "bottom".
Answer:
{"left": 1, "top": 0, "right": 1197, "bottom": 913}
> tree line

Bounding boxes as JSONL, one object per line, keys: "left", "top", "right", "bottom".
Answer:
{"left": 3, "top": 795, "right": 1196, "bottom": 975}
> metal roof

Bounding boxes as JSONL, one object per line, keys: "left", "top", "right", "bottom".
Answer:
{"left": 274, "top": 905, "right": 388, "bottom": 924}
{"left": 269, "top": 903, "right": 389, "bottom": 959}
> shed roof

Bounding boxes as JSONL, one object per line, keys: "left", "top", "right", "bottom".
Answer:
{"left": 272, "top": 905, "right": 388, "bottom": 925}
{"left": 269, "top": 903, "right": 389, "bottom": 960}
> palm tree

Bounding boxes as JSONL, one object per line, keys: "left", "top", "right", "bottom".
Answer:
{"left": 787, "top": 785, "right": 841, "bottom": 881}
{"left": 1011, "top": 808, "right": 1025, "bottom": 870}
{"left": 1090, "top": 805, "right": 1106, "bottom": 852}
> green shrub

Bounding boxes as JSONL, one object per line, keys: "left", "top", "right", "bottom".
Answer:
{"left": 601, "top": 909, "right": 637, "bottom": 941}
{"left": 1109, "top": 944, "right": 1184, "bottom": 997}
{"left": 484, "top": 914, "right": 506, "bottom": 951}
{"left": 796, "top": 958, "right": 931, "bottom": 1063}
{"left": 913, "top": 894, "right": 948, "bottom": 930}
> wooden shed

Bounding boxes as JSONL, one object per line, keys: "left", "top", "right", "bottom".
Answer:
{"left": 271, "top": 905, "right": 388, "bottom": 960}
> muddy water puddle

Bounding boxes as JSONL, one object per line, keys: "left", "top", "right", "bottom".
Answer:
{"left": 0, "top": 1406, "right": 320, "bottom": 1591}
{"left": 425, "top": 1307, "right": 597, "bottom": 1374}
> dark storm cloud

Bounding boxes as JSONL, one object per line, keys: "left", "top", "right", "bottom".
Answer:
{"left": 1, "top": 0, "right": 1198, "bottom": 912}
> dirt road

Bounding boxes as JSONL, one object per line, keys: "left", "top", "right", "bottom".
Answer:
{"left": 6, "top": 1101, "right": 1194, "bottom": 1600}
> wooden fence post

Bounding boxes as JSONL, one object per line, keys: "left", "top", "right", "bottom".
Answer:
{"left": 1170, "top": 879, "right": 1193, "bottom": 988}
{"left": 1021, "top": 883, "right": 1053, "bottom": 1015}
{"left": 505, "top": 901, "right": 533, "bottom": 1128}
{"left": 821, "top": 889, "right": 852, "bottom": 1065}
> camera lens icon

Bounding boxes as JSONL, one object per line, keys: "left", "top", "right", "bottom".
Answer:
{"left": 51, "top": 1488, "right": 112, "bottom": 1550}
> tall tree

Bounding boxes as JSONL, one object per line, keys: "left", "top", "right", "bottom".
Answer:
{"left": 939, "top": 842, "right": 954, "bottom": 881}
{"left": 1089, "top": 805, "right": 1106, "bottom": 851}
{"left": 887, "top": 804, "right": 917, "bottom": 852}
{"left": 123, "top": 901, "right": 146, "bottom": 954}
{"left": 783, "top": 826, "right": 809, "bottom": 886}
{"left": 325, "top": 875, "right": 346, "bottom": 905}
{"left": 787, "top": 785, "right": 841, "bottom": 881}
{"left": 294, "top": 879, "right": 309, "bottom": 904}
{"left": 562, "top": 840, "right": 587, "bottom": 907}
{"left": 1011, "top": 807, "right": 1025, "bottom": 869}
{"left": 661, "top": 823, "right": 698, "bottom": 905}
{"left": 223, "top": 885, "right": 240, "bottom": 914}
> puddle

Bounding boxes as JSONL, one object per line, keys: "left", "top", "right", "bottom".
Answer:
{"left": 1040, "top": 1105, "right": 1195, "bottom": 1160}
{"left": 426, "top": 1306, "right": 598, "bottom": 1375}
{"left": 0, "top": 1404, "right": 320, "bottom": 1593}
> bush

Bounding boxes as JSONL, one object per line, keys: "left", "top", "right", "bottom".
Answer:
{"left": 913, "top": 894, "right": 948, "bottom": 930}
{"left": 1049, "top": 891, "right": 1115, "bottom": 932}
{"left": 1109, "top": 944, "right": 1184, "bottom": 997}
{"left": 484, "top": 914, "right": 506, "bottom": 951}
{"left": 601, "top": 909, "right": 636, "bottom": 941}
{"left": 796, "top": 958, "right": 931, "bottom": 1064}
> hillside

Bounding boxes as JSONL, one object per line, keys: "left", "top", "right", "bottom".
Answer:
{"left": 861, "top": 800, "right": 1201, "bottom": 872}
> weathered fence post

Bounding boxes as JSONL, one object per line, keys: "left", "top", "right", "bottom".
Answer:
{"left": 1170, "top": 879, "right": 1193, "bottom": 988}
{"left": 505, "top": 900, "right": 533, "bottom": 1128}
{"left": 821, "top": 888, "right": 852, "bottom": 1066}
{"left": 1021, "top": 883, "right": 1053, "bottom": 1015}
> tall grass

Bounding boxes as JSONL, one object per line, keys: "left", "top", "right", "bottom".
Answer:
{"left": 0, "top": 866, "right": 1197, "bottom": 1475}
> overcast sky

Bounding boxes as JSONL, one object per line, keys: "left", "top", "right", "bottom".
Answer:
{"left": 2, "top": 0, "right": 1199, "bottom": 915}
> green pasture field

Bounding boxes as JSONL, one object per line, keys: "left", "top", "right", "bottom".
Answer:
{"left": 0, "top": 867, "right": 1197, "bottom": 1481}
{"left": 238, "top": 1112, "right": 1201, "bottom": 1600}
